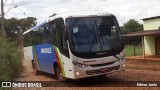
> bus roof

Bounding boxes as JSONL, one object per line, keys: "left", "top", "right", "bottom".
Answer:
{"left": 23, "top": 21, "right": 48, "bottom": 35}
{"left": 23, "top": 11, "right": 114, "bottom": 35}
{"left": 49, "top": 10, "right": 114, "bottom": 21}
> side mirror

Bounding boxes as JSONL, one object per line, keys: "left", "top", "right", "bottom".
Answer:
{"left": 64, "top": 30, "right": 69, "bottom": 41}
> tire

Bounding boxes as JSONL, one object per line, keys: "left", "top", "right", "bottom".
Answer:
{"left": 56, "top": 65, "right": 66, "bottom": 81}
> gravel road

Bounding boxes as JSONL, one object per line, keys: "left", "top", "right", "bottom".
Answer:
{"left": 12, "top": 59, "right": 160, "bottom": 90}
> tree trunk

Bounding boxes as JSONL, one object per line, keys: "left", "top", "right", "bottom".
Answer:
{"left": 17, "top": 30, "right": 24, "bottom": 61}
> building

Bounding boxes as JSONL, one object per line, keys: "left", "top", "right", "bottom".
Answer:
{"left": 143, "top": 16, "right": 160, "bottom": 55}
{"left": 124, "top": 16, "right": 160, "bottom": 56}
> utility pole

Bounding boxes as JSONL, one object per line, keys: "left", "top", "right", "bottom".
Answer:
{"left": 1, "top": 0, "right": 6, "bottom": 38}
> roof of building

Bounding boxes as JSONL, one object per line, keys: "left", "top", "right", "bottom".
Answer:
{"left": 123, "top": 29, "right": 160, "bottom": 37}
{"left": 142, "top": 16, "right": 160, "bottom": 21}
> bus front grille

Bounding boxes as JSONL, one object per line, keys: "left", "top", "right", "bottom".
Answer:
{"left": 86, "top": 65, "right": 120, "bottom": 75}
{"left": 89, "top": 61, "right": 116, "bottom": 67}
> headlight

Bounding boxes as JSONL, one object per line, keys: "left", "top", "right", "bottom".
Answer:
{"left": 72, "top": 61, "right": 88, "bottom": 68}
{"left": 117, "top": 56, "right": 125, "bottom": 62}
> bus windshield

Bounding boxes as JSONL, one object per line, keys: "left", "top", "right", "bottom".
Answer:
{"left": 67, "top": 16, "right": 123, "bottom": 54}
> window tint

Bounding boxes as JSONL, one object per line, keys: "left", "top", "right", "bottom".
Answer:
{"left": 23, "top": 32, "right": 33, "bottom": 47}
{"left": 23, "top": 27, "right": 44, "bottom": 47}
{"left": 44, "top": 21, "right": 58, "bottom": 45}
{"left": 55, "top": 18, "right": 65, "bottom": 49}
{"left": 55, "top": 18, "right": 69, "bottom": 58}
{"left": 23, "top": 18, "right": 69, "bottom": 58}
{"left": 23, "top": 21, "right": 59, "bottom": 47}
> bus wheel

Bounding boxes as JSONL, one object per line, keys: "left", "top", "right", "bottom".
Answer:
{"left": 33, "top": 61, "right": 39, "bottom": 75}
{"left": 56, "top": 65, "right": 66, "bottom": 81}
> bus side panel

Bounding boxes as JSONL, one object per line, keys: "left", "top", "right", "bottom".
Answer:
{"left": 53, "top": 46, "right": 66, "bottom": 77}
{"left": 33, "top": 43, "right": 56, "bottom": 74}
{"left": 61, "top": 54, "right": 75, "bottom": 79}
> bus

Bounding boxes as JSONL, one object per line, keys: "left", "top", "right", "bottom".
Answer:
{"left": 23, "top": 11, "right": 126, "bottom": 81}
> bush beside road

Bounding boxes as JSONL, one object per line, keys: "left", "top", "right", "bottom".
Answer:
{"left": 0, "top": 37, "right": 22, "bottom": 81}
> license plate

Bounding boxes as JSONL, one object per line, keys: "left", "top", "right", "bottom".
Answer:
{"left": 99, "top": 68, "right": 109, "bottom": 72}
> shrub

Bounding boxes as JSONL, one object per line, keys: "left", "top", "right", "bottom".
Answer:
{"left": 0, "top": 37, "right": 22, "bottom": 81}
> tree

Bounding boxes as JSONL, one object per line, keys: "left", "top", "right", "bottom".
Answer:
{"left": 122, "top": 19, "right": 143, "bottom": 45}
{"left": 4, "top": 17, "right": 37, "bottom": 61}
{"left": 4, "top": 18, "right": 20, "bottom": 38}
{"left": 4, "top": 17, "right": 37, "bottom": 38}
{"left": 20, "top": 17, "right": 37, "bottom": 32}
{"left": 122, "top": 19, "right": 143, "bottom": 34}
{"left": 121, "top": 19, "right": 143, "bottom": 56}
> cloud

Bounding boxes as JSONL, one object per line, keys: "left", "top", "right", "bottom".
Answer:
{"left": 3, "top": 0, "right": 160, "bottom": 25}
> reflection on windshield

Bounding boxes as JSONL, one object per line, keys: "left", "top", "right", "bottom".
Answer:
{"left": 97, "top": 17, "right": 121, "bottom": 51}
{"left": 67, "top": 16, "right": 123, "bottom": 53}
{"left": 68, "top": 18, "right": 101, "bottom": 52}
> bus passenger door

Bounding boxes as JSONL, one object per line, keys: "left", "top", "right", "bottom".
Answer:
{"left": 55, "top": 18, "right": 70, "bottom": 77}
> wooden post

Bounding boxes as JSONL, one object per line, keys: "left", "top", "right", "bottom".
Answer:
{"left": 1, "top": 0, "right": 7, "bottom": 38}
{"left": 134, "top": 45, "right": 136, "bottom": 56}
{"left": 142, "top": 36, "right": 145, "bottom": 60}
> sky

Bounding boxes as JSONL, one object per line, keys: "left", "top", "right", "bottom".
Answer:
{"left": 2, "top": 0, "right": 160, "bottom": 26}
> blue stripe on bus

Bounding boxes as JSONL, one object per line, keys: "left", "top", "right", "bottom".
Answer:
{"left": 33, "top": 43, "right": 57, "bottom": 74}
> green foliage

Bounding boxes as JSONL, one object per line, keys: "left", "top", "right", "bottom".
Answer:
{"left": 20, "top": 17, "right": 37, "bottom": 30}
{"left": 4, "top": 17, "right": 37, "bottom": 38}
{"left": 0, "top": 37, "right": 22, "bottom": 81}
{"left": 159, "top": 26, "right": 160, "bottom": 30}
{"left": 121, "top": 19, "right": 143, "bottom": 45}
{"left": 125, "top": 45, "right": 143, "bottom": 56}
{"left": 4, "top": 18, "right": 20, "bottom": 38}
{"left": 122, "top": 19, "right": 143, "bottom": 34}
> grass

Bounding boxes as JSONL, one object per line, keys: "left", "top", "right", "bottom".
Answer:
{"left": 124, "top": 45, "right": 143, "bottom": 57}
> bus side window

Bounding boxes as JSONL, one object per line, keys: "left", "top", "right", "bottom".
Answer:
{"left": 62, "top": 30, "right": 68, "bottom": 49}
{"left": 23, "top": 32, "right": 33, "bottom": 47}
{"left": 48, "top": 21, "right": 58, "bottom": 45}
{"left": 55, "top": 18, "right": 64, "bottom": 49}
{"left": 43, "top": 24, "right": 50, "bottom": 43}
{"left": 55, "top": 18, "right": 69, "bottom": 58}
{"left": 30, "top": 27, "right": 43, "bottom": 45}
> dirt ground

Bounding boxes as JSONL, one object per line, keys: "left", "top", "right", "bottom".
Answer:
{"left": 11, "top": 59, "right": 160, "bottom": 90}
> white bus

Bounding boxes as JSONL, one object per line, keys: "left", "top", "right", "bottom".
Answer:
{"left": 23, "top": 11, "right": 126, "bottom": 81}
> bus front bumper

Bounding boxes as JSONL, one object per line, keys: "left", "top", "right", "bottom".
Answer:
{"left": 70, "top": 60, "right": 126, "bottom": 79}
